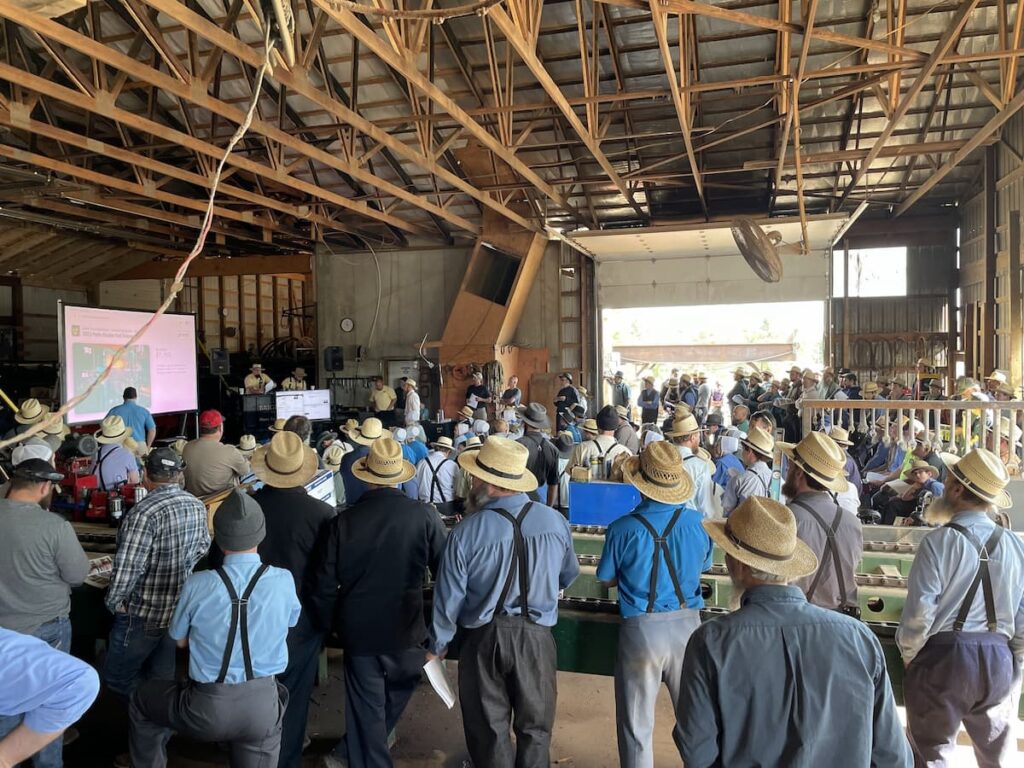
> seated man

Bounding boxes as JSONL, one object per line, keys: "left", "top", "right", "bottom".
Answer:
{"left": 881, "top": 460, "right": 944, "bottom": 525}
{"left": 0, "top": 627, "right": 99, "bottom": 767}
{"left": 129, "top": 491, "right": 299, "bottom": 767}
{"left": 182, "top": 410, "right": 250, "bottom": 496}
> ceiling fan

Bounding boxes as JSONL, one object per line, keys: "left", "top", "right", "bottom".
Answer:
{"left": 729, "top": 217, "right": 803, "bottom": 283}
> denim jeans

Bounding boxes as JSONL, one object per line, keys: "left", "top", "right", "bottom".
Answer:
{"left": 102, "top": 613, "right": 176, "bottom": 700}
{"left": 0, "top": 617, "right": 73, "bottom": 768}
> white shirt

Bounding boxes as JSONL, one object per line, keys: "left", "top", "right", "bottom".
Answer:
{"left": 697, "top": 383, "right": 712, "bottom": 410}
{"left": 569, "top": 435, "right": 632, "bottom": 473}
{"left": 722, "top": 460, "right": 772, "bottom": 517}
{"left": 897, "top": 511, "right": 1024, "bottom": 663}
{"left": 415, "top": 451, "right": 459, "bottom": 504}
{"left": 404, "top": 390, "right": 421, "bottom": 426}
{"left": 677, "top": 445, "right": 714, "bottom": 519}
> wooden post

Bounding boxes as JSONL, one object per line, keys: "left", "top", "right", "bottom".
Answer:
{"left": 983, "top": 144, "right": 997, "bottom": 375}
{"left": 1010, "top": 211, "right": 1022, "bottom": 388}
{"left": 842, "top": 238, "right": 850, "bottom": 369}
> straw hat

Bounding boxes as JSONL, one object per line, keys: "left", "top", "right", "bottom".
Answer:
{"left": 352, "top": 417, "right": 384, "bottom": 446}
{"left": 458, "top": 406, "right": 475, "bottom": 421}
{"left": 695, "top": 446, "right": 715, "bottom": 471}
{"left": 342, "top": 418, "right": 359, "bottom": 436}
{"left": 997, "top": 381, "right": 1015, "bottom": 398}
{"left": 323, "top": 442, "right": 350, "bottom": 471}
{"left": 740, "top": 426, "right": 774, "bottom": 460}
{"left": 985, "top": 370, "right": 1007, "bottom": 384}
{"left": 431, "top": 436, "right": 454, "bottom": 451}
{"left": 459, "top": 436, "right": 537, "bottom": 492}
{"left": 237, "top": 434, "right": 257, "bottom": 453}
{"left": 42, "top": 417, "right": 69, "bottom": 438}
{"left": 581, "top": 418, "right": 599, "bottom": 434}
{"left": 251, "top": 430, "right": 319, "bottom": 488}
{"left": 907, "top": 459, "right": 939, "bottom": 479}
{"left": 643, "top": 375, "right": 655, "bottom": 384}
{"left": 801, "top": 368, "right": 819, "bottom": 381}
{"left": 171, "top": 438, "right": 187, "bottom": 455}
{"left": 578, "top": 386, "right": 589, "bottom": 397}
{"left": 732, "top": 367, "right": 748, "bottom": 378}
{"left": 703, "top": 497, "right": 819, "bottom": 579}
{"left": 621, "top": 440, "right": 694, "bottom": 505}
{"left": 788, "top": 365, "right": 802, "bottom": 375}
{"left": 861, "top": 381, "right": 880, "bottom": 395}
{"left": 15, "top": 398, "right": 46, "bottom": 425}
{"left": 269, "top": 418, "right": 286, "bottom": 433}
{"left": 942, "top": 447, "right": 1011, "bottom": 507}
{"left": 614, "top": 405, "right": 629, "bottom": 419}
{"left": 826, "top": 426, "right": 853, "bottom": 447}
{"left": 96, "top": 415, "right": 130, "bottom": 445}
{"left": 352, "top": 437, "right": 415, "bottom": 486}
{"left": 778, "top": 432, "right": 849, "bottom": 492}
{"left": 665, "top": 413, "right": 701, "bottom": 438}
{"left": 463, "top": 435, "right": 482, "bottom": 449}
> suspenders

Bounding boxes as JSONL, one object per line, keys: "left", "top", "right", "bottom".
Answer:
{"left": 791, "top": 498, "right": 849, "bottom": 608}
{"left": 426, "top": 456, "right": 453, "bottom": 503}
{"left": 93, "top": 447, "right": 112, "bottom": 492}
{"left": 945, "top": 523, "right": 1005, "bottom": 632}
{"left": 492, "top": 503, "right": 535, "bottom": 622}
{"left": 632, "top": 509, "right": 687, "bottom": 613}
{"left": 745, "top": 466, "right": 770, "bottom": 495}
{"left": 213, "top": 563, "right": 270, "bottom": 683}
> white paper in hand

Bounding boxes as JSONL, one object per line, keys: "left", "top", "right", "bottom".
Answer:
{"left": 424, "top": 658, "right": 456, "bottom": 710}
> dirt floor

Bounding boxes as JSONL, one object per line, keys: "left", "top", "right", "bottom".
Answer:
{"left": 63, "top": 651, "right": 1012, "bottom": 767}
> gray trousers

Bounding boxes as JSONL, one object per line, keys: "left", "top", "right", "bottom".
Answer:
{"left": 129, "top": 676, "right": 287, "bottom": 768}
{"left": 458, "top": 616, "right": 557, "bottom": 768}
{"left": 614, "top": 609, "right": 701, "bottom": 768}
{"left": 904, "top": 632, "right": 1019, "bottom": 768}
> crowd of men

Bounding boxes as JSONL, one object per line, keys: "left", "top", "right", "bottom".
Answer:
{"left": 0, "top": 360, "right": 1022, "bottom": 768}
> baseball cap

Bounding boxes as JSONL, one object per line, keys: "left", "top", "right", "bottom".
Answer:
{"left": 199, "top": 410, "right": 223, "bottom": 429}
{"left": 12, "top": 438, "right": 54, "bottom": 465}
{"left": 12, "top": 458, "right": 63, "bottom": 482}
{"left": 146, "top": 447, "right": 185, "bottom": 475}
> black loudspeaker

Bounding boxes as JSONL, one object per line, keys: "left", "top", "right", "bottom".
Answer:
{"left": 210, "top": 347, "right": 230, "bottom": 375}
{"left": 324, "top": 346, "right": 344, "bottom": 372}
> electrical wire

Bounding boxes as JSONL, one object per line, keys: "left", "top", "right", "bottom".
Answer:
{"left": 0, "top": 25, "right": 277, "bottom": 454}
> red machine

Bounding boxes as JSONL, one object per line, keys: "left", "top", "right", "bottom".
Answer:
{"left": 57, "top": 456, "right": 98, "bottom": 522}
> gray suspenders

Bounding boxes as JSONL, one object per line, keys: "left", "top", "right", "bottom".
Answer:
{"left": 945, "top": 523, "right": 1004, "bottom": 632}
{"left": 492, "top": 503, "right": 535, "bottom": 622}
{"left": 791, "top": 498, "right": 849, "bottom": 608}
{"left": 213, "top": 563, "right": 270, "bottom": 683}
{"left": 632, "top": 510, "right": 687, "bottom": 613}
{"left": 745, "top": 466, "right": 770, "bottom": 495}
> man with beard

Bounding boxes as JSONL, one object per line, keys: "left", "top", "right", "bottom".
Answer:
{"left": 675, "top": 497, "right": 911, "bottom": 768}
{"left": 0, "top": 459, "right": 90, "bottom": 766}
{"left": 897, "top": 448, "right": 1024, "bottom": 767}
{"left": 780, "top": 432, "right": 863, "bottom": 615}
{"left": 430, "top": 437, "right": 578, "bottom": 768}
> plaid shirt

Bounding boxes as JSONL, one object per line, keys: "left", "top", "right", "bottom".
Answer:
{"left": 105, "top": 483, "right": 210, "bottom": 627}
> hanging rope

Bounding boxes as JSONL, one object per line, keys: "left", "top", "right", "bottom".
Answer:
{"left": 321, "top": 0, "right": 503, "bottom": 21}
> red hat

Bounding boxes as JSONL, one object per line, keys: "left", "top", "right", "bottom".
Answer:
{"left": 199, "top": 410, "right": 223, "bottom": 429}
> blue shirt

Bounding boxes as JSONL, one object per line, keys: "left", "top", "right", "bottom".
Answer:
{"left": 90, "top": 443, "right": 138, "bottom": 491}
{"left": 565, "top": 423, "right": 582, "bottom": 443}
{"left": 712, "top": 453, "right": 743, "bottom": 489}
{"left": 0, "top": 627, "right": 99, "bottom": 733}
{"left": 405, "top": 440, "right": 428, "bottom": 465}
{"left": 107, "top": 400, "right": 155, "bottom": 444}
{"left": 431, "top": 493, "right": 579, "bottom": 654}
{"left": 169, "top": 553, "right": 300, "bottom": 684}
{"left": 921, "top": 478, "right": 944, "bottom": 497}
{"left": 676, "top": 586, "right": 912, "bottom": 768}
{"left": 596, "top": 499, "right": 712, "bottom": 618}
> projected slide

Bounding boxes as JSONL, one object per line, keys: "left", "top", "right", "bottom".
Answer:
{"left": 276, "top": 389, "right": 331, "bottom": 421}
{"left": 62, "top": 305, "right": 198, "bottom": 424}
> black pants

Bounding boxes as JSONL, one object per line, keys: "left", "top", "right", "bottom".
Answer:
{"left": 340, "top": 648, "right": 424, "bottom": 768}
{"left": 458, "top": 616, "right": 557, "bottom": 768}
{"left": 881, "top": 497, "right": 918, "bottom": 526}
{"left": 129, "top": 676, "right": 287, "bottom": 768}
{"left": 276, "top": 628, "right": 323, "bottom": 768}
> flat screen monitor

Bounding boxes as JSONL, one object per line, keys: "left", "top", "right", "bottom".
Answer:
{"left": 59, "top": 304, "right": 198, "bottom": 425}
{"left": 275, "top": 389, "right": 331, "bottom": 421}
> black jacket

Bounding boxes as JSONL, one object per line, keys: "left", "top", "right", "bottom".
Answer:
{"left": 307, "top": 487, "right": 446, "bottom": 655}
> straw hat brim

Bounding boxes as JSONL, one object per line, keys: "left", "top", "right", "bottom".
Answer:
{"left": 740, "top": 437, "right": 774, "bottom": 460}
{"left": 909, "top": 464, "right": 940, "bottom": 479}
{"left": 96, "top": 428, "right": 130, "bottom": 445}
{"left": 351, "top": 457, "right": 416, "bottom": 486}
{"left": 430, "top": 441, "right": 453, "bottom": 450}
{"left": 778, "top": 442, "right": 849, "bottom": 493}
{"left": 15, "top": 409, "right": 46, "bottom": 425}
{"left": 458, "top": 450, "right": 538, "bottom": 493}
{"left": 703, "top": 519, "right": 819, "bottom": 578}
{"left": 622, "top": 456, "right": 694, "bottom": 505}
{"left": 251, "top": 444, "right": 320, "bottom": 488}
{"left": 351, "top": 430, "right": 381, "bottom": 447}
{"left": 942, "top": 455, "right": 1012, "bottom": 508}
